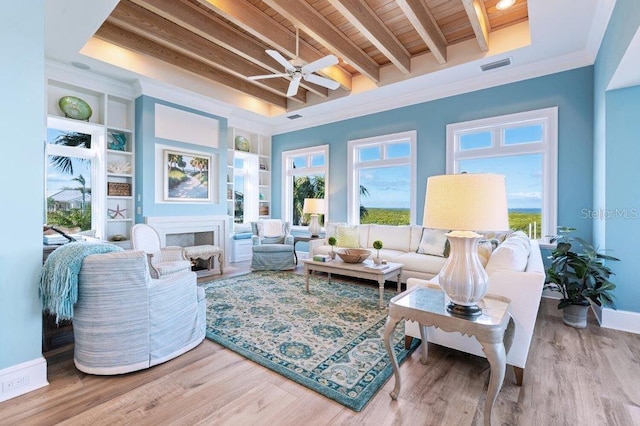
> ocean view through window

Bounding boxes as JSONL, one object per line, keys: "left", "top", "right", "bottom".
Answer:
{"left": 447, "top": 107, "right": 557, "bottom": 238}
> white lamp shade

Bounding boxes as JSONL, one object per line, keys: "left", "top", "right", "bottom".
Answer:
{"left": 303, "top": 198, "right": 325, "bottom": 215}
{"left": 423, "top": 173, "right": 509, "bottom": 232}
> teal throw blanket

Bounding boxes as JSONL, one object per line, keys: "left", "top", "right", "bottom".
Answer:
{"left": 40, "top": 242, "right": 124, "bottom": 323}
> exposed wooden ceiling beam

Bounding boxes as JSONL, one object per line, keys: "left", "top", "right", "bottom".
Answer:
{"left": 198, "top": 0, "right": 352, "bottom": 91}
{"left": 396, "top": 0, "right": 447, "bottom": 64}
{"left": 109, "top": 1, "right": 306, "bottom": 104}
{"left": 328, "top": 0, "right": 411, "bottom": 74}
{"left": 461, "top": 0, "right": 490, "bottom": 51}
{"left": 262, "top": 0, "right": 380, "bottom": 82}
{"left": 95, "top": 22, "right": 289, "bottom": 109}
{"left": 130, "top": 0, "right": 327, "bottom": 98}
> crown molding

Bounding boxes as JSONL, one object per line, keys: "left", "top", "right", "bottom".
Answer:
{"left": 46, "top": 60, "right": 136, "bottom": 99}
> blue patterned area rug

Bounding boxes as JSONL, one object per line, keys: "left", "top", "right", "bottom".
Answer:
{"left": 201, "top": 271, "right": 418, "bottom": 412}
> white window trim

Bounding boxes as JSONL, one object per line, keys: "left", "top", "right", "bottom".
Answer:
{"left": 446, "top": 107, "right": 558, "bottom": 239}
{"left": 347, "top": 131, "right": 417, "bottom": 225}
{"left": 281, "top": 144, "right": 329, "bottom": 227}
{"left": 46, "top": 116, "right": 105, "bottom": 236}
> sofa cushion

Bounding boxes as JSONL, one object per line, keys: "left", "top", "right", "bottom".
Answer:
{"left": 368, "top": 225, "right": 411, "bottom": 251}
{"left": 396, "top": 252, "right": 448, "bottom": 276}
{"left": 485, "top": 231, "right": 530, "bottom": 274}
{"left": 409, "top": 225, "right": 423, "bottom": 252}
{"left": 336, "top": 225, "right": 360, "bottom": 248}
{"left": 358, "top": 224, "right": 371, "bottom": 249}
{"left": 416, "top": 228, "right": 449, "bottom": 257}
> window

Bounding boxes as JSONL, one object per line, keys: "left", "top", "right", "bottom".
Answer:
{"left": 446, "top": 107, "right": 558, "bottom": 239}
{"left": 347, "top": 131, "right": 417, "bottom": 225}
{"left": 232, "top": 152, "right": 259, "bottom": 223}
{"left": 45, "top": 117, "right": 103, "bottom": 233}
{"left": 282, "top": 145, "right": 328, "bottom": 226}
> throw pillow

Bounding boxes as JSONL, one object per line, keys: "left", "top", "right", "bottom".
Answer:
{"left": 325, "top": 222, "right": 346, "bottom": 239}
{"left": 477, "top": 240, "right": 494, "bottom": 267}
{"left": 262, "top": 219, "right": 284, "bottom": 237}
{"left": 485, "top": 231, "right": 531, "bottom": 274}
{"left": 416, "top": 228, "right": 449, "bottom": 257}
{"left": 336, "top": 225, "right": 360, "bottom": 248}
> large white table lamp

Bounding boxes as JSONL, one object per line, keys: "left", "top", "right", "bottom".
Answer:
{"left": 423, "top": 173, "right": 509, "bottom": 316}
{"left": 303, "top": 198, "right": 325, "bottom": 237}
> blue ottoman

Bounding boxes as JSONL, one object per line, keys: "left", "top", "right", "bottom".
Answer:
{"left": 251, "top": 244, "right": 295, "bottom": 271}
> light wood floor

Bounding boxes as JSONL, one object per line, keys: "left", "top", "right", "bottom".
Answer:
{"left": 2, "top": 261, "right": 640, "bottom": 425}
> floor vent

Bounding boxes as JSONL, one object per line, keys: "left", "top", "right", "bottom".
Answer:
{"left": 480, "top": 57, "right": 512, "bottom": 72}
{"left": 287, "top": 114, "right": 303, "bottom": 120}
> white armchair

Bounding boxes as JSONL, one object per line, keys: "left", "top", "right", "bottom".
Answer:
{"left": 131, "top": 224, "right": 191, "bottom": 278}
{"left": 74, "top": 250, "right": 205, "bottom": 374}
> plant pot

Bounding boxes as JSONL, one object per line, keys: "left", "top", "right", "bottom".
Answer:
{"left": 329, "top": 250, "right": 336, "bottom": 260}
{"left": 562, "top": 304, "right": 589, "bottom": 328}
{"left": 373, "top": 257, "right": 382, "bottom": 265}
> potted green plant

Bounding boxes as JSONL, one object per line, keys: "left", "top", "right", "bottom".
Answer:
{"left": 328, "top": 236, "right": 337, "bottom": 259}
{"left": 545, "top": 227, "right": 618, "bottom": 328}
{"left": 372, "top": 240, "right": 383, "bottom": 265}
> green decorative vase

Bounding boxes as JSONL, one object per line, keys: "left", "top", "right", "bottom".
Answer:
{"left": 235, "top": 136, "right": 250, "bottom": 152}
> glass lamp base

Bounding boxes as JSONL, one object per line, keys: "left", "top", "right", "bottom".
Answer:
{"left": 446, "top": 302, "right": 482, "bottom": 317}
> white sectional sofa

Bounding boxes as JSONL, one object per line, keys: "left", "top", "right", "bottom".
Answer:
{"left": 310, "top": 224, "right": 545, "bottom": 385}
{"left": 309, "top": 224, "right": 448, "bottom": 283}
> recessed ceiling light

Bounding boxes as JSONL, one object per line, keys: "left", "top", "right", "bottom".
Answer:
{"left": 70, "top": 61, "right": 91, "bottom": 70}
{"left": 496, "top": 0, "right": 516, "bottom": 10}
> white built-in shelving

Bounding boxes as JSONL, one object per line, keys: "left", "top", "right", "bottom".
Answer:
{"left": 46, "top": 78, "right": 135, "bottom": 245}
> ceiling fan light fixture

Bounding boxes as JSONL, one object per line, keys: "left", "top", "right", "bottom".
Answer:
{"left": 496, "top": 0, "right": 516, "bottom": 10}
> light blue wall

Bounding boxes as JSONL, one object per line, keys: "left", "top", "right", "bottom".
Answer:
{"left": 604, "top": 86, "right": 640, "bottom": 312}
{"left": 134, "top": 96, "right": 228, "bottom": 223}
{"left": 593, "top": 0, "right": 640, "bottom": 313}
{"left": 0, "top": 3, "right": 45, "bottom": 368}
{"left": 272, "top": 67, "right": 595, "bottom": 242}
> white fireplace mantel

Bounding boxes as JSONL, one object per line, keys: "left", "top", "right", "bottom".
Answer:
{"left": 145, "top": 215, "right": 232, "bottom": 264}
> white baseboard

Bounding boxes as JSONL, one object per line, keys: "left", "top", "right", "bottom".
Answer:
{"left": 543, "top": 294, "right": 640, "bottom": 334}
{"left": 0, "top": 357, "right": 48, "bottom": 403}
{"left": 599, "top": 307, "right": 640, "bottom": 334}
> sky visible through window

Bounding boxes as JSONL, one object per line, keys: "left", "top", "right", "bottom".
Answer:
{"left": 46, "top": 128, "right": 92, "bottom": 196}
{"left": 458, "top": 125, "right": 543, "bottom": 212}
{"left": 358, "top": 142, "right": 411, "bottom": 209}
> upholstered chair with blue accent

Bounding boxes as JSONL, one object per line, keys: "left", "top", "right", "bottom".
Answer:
{"left": 250, "top": 219, "right": 295, "bottom": 271}
{"left": 73, "top": 250, "right": 205, "bottom": 374}
{"left": 131, "top": 224, "right": 192, "bottom": 279}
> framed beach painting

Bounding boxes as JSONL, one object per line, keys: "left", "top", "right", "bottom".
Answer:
{"left": 163, "top": 149, "right": 212, "bottom": 202}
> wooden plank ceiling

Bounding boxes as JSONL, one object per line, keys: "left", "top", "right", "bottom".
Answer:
{"left": 95, "top": 0, "right": 528, "bottom": 110}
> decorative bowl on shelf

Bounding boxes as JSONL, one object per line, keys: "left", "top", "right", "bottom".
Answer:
{"left": 337, "top": 248, "right": 371, "bottom": 263}
{"left": 235, "top": 136, "right": 250, "bottom": 152}
{"left": 58, "top": 95, "right": 92, "bottom": 121}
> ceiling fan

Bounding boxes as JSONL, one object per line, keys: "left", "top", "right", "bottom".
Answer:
{"left": 248, "top": 28, "right": 340, "bottom": 97}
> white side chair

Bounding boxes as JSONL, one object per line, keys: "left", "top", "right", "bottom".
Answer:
{"left": 131, "top": 224, "right": 191, "bottom": 279}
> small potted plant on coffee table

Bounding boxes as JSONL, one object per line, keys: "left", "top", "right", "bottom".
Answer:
{"left": 328, "top": 236, "right": 337, "bottom": 259}
{"left": 545, "top": 227, "right": 618, "bottom": 328}
{"left": 373, "top": 240, "right": 383, "bottom": 265}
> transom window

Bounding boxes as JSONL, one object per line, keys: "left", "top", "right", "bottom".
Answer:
{"left": 347, "top": 131, "right": 417, "bottom": 225}
{"left": 282, "top": 145, "right": 329, "bottom": 226}
{"left": 446, "top": 107, "right": 558, "bottom": 239}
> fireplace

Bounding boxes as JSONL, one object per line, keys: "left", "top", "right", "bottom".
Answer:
{"left": 145, "top": 215, "right": 231, "bottom": 264}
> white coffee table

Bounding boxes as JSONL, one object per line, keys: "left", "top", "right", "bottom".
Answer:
{"left": 302, "top": 258, "right": 403, "bottom": 308}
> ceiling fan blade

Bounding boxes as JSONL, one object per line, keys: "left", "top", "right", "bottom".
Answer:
{"left": 248, "top": 73, "right": 289, "bottom": 81}
{"left": 304, "top": 73, "right": 340, "bottom": 90}
{"left": 266, "top": 49, "right": 294, "bottom": 71}
{"left": 302, "top": 54, "right": 338, "bottom": 74}
{"left": 286, "top": 75, "right": 301, "bottom": 97}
